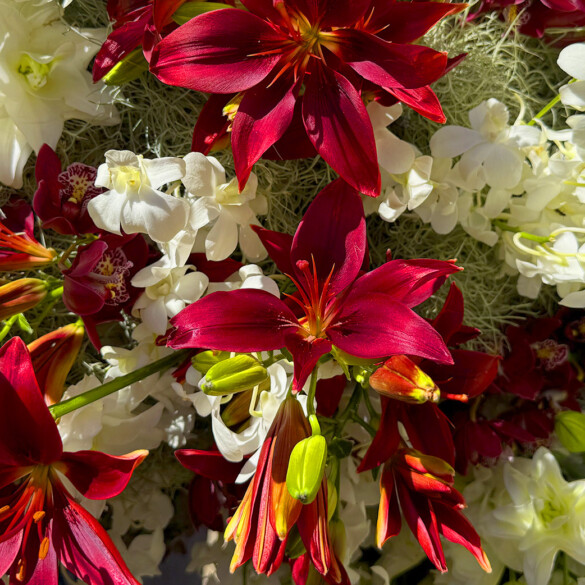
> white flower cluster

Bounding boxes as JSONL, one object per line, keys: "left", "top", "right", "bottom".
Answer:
{"left": 368, "top": 46, "right": 585, "bottom": 308}
{"left": 434, "top": 448, "right": 585, "bottom": 585}
{"left": 0, "top": 0, "right": 118, "bottom": 187}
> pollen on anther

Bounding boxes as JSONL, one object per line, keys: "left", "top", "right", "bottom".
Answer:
{"left": 39, "top": 536, "right": 50, "bottom": 560}
{"left": 33, "top": 510, "right": 45, "bottom": 523}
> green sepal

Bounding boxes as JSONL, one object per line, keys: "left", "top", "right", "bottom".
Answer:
{"left": 191, "top": 350, "right": 230, "bottom": 374}
{"left": 201, "top": 354, "right": 268, "bottom": 396}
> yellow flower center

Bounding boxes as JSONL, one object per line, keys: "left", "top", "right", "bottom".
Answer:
{"left": 17, "top": 54, "right": 52, "bottom": 90}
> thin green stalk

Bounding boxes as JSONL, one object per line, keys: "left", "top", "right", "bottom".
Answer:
{"left": 49, "top": 350, "right": 189, "bottom": 419}
{"left": 527, "top": 93, "right": 561, "bottom": 126}
{"left": 306, "top": 365, "right": 319, "bottom": 416}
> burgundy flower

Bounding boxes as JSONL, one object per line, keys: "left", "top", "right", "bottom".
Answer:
{"left": 33, "top": 145, "right": 104, "bottom": 236}
{"left": 62, "top": 235, "right": 149, "bottom": 348}
{"left": 0, "top": 337, "right": 146, "bottom": 585}
{"left": 150, "top": 0, "right": 465, "bottom": 196}
{"left": 168, "top": 179, "right": 458, "bottom": 391}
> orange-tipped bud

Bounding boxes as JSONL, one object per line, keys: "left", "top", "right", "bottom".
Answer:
{"left": 27, "top": 321, "right": 85, "bottom": 405}
{"left": 369, "top": 355, "right": 440, "bottom": 404}
{"left": 0, "top": 278, "right": 48, "bottom": 321}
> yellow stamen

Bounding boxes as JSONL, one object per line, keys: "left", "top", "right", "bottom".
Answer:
{"left": 33, "top": 510, "right": 45, "bottom": 523}
{"left": 39, "top": 536, "right": 50, "bottom": 560}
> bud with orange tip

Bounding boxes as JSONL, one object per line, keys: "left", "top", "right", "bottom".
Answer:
{"left": 0, "top": 278, "right": 48, "bottom": 321}
{"left": 370, "top": 355, "right": 468, "bottom": 404}
{"left": 28, "top": 320, "right": 85, "bottom": 405}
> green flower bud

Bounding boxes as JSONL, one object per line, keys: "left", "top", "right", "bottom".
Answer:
{"left": 102, "top": 49, "right": 149, "bottom": 85}
{"left": 201, "top": 354, "right": 268, "bottom": 396}
{"left": 191, "top": 350, "right": 230, "bottom": 374}
{"left": 286, "top": 435, "right": 327, "bottom": 504}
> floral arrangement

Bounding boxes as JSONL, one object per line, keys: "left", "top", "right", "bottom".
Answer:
{"left": 3, "top": 1, "right": 585, "bottom": 585}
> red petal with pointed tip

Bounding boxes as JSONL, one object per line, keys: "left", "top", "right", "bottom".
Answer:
{"left": 251, "top": 226, "right": 294, "bottom": 276}
{"left": 358, "top": 397, "right": 400, "bottom": 472}
{"left": 168, "top": 289, "right": 299, "bottom": 351}
{"left": 291, "top": 178, "right": 365, "bottom": 295}
{"left": 152, "top": 0, "right": 187, "bottom": 29}
{"left": 285, "top": 334, "right": 332, "bottom": 392}
{"left": 331, "top": 29, "right": 448, "bottom": 90}
{"left": 233, "top": 76, "right": 298, "bottom": 190}
{"left": 330, "top": 294, "right": 453, "bottom": 364}
{"left": 368, "top": 1, "right": 467, "bottom": 44}
{"left": 388, "top": 85, "right": 446, "bottom": 123}
{"left": 349, "top": 259, "right": 461, "bottom": 309}
{"left": 150, "top": 9, "right": 283, "bottom": 93}
{"left": 302, "top": 64, "right": 380, "bottom": 197}
{"left": 377, "top": 465, "right": 401, "bottom": 547}
{"left": 54, "top": 493, "right": 140, "bottom": 585}
{"left": 176, "top": 449, "right": 244, "bottom": 482}
{"left": 434, "top": 501, "right": 491, "bottom": 572}
{"left": 396, "top": 483, "right": 446, "bottom": 572}
{"left": 59, "top": 450, "right": 148, "bottom": 500}
{"left": 430, "top": 282, "right": 465, "bottom": 344}
{"left": 0, "top": 337, "right": 62, "bottom": 466}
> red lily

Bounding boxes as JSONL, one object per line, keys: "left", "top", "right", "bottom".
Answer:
{"left": 377, "top": 448, "right": 490, "bottom": 573}
{"left": 33, "top": 145, "right": 104, "bottom": 236}
{"left": 150, "top": 0, "right": 465, "bottom": 196}
{"left": 169, "top": 179, "right": 458, "bottom": 391}
{"left": 0, "top": 337, "right": 146, "bottom": 585}
{"left": 62, "top": 235, "right": 149, "bottom": 348}
{"left": 0, "top": 198, "right": 56, "bottom": 271}
{"left": 220, "top": 396, "right": 342, "bottom": 581}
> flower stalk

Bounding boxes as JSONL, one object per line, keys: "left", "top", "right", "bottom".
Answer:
{"left": 48, "top": 349, "right": 189, "bottom": 419}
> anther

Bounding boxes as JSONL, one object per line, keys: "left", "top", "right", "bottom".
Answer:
{"left": 39, "top": 536, "right": 50, "bottom": 560}
{"left": 33, "top": 510, "right": 45, "bottom": 523}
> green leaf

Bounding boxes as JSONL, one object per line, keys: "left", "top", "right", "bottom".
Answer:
{"left": 555, "top": 411, "right": 585, "bottom": 453}
{"left": 102, "top": 49, "right": 149, "bottom": 86}
{"left": 172, "top": 2, "right": 236, "bottom": 25}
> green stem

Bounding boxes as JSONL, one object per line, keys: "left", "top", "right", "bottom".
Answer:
{"left": 306, "top": 365, "right": 319, "bottom": 416}
{"left": 527, "top": 93, "right": 561, "bottom": 126}
{"left": 49, "top": 350, "right": 189, "bottom": 419}
{"left": 350, "top": 413, "right": 376, "bottom": 437}
{"left": 336, "top": 383, "right": 362, "bottom": 432}
{"left": 493, "top": 219, "right": 518, "bottom": 233}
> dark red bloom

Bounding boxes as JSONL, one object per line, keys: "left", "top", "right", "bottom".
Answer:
{"left": 150, "top": 0, "right": 465, "bottom": 196}
{"left": 62, "top": 235, "right": 149, "bottom": 348}
{"left": 0, "top": 337, "right": 146, "bottom": 585}
{"left": 169, "top": 179, "right": 458, "bottom": 391}
{"left": 377, "top": 448, "right": 490, "bottom": 573}
{"left": 33, "top": 145, "right": 104, "bottom": 236}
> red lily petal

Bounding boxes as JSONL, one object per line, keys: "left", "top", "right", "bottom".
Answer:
{"left": 191, "top": 93, "right": 233, "bottom": 155}
{"left": 330, "top": 294, "right": 453, "bottom": 364}
{"left": 368, "top": 1, "right": 467, "bottom": 44}
{"left": 0, "top": 337, "right": 62, "bottom": 466}
{"left": 291, "top": 178, "right": 365, "bottom": 295}
{"left": 400, "top": 403, "right": 455, "bottom": 466}
{"left": 358, "top": 397, "right": 400, "bottom": 472}
{"left": 93, "top": 16, "right": 149, "bottom": 81}
{"left": 388, "top": 85, "right": 446, "bottom": 123}
{"left": 348, "top": 259, "right": 461, "bottom": 309}
{"left": 315, "top": 374, "right": 346, "bottom": 417}
{"left": 34, "top": 144, "right": 61, "bottom": 189}
{"left": 264, "top": 101, "right": 317, "bottom": 160}
{"left": 377, "top": 465, "right": 401, "bottom": 547}
{"left": 424, "top": 349, "right": 500, "bottom": 399}
{"left": 168, "top": 289, "right": 299, "bottom": 351}
{"left": 25, "top": 526, "right": 58, "bottom": 585}
{"left": 152, "top": 0, "right": 187, "bottom": 29}
{"left": 240, "top": 0, "right": 285, "bottom": 22}
{"left": 251, "top": 226, "right": 294, "bottom": 276}
{"left": 430, "top": 282, "right": 465, "bottom": 344}
{"left": 434, "top": 501, "right": 491, "bottom": 572}
{"left": 302, "top": 63, "right": 380, "bottom": 197}
{"left": 189, "top": 253, "right": 243, "bottom": 282}
{"left": 58, "top": 449, "right": 148, "bottom": 500}
{"left": 285, "top": 334, "right": 332, "bottom": 392}
{"left": 54, "top": 493, "right": 140, "bottom": 585}
{"left": 0, "top": 532, "right": 21, "bottom": 576}
{"left": 150, "top": 9, "right": 284, "bottom": 93}
{"left": 175, "top": 449, "right": 244, "bottom": 482}
{"left": 288, "top": 0, "right": 370, "bottom": 27}
{"left": 233, "top": 76, "right": 298, "bottom": 190}
{"left": 396, "top": 483, "right": 446, "bottom": 572}
{"left": 330, "top": 29, "right": 448, "bottom": 90}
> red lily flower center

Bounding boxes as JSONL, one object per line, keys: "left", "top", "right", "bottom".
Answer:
{"left": 285, "top": 259, "right": 338, "bottom": 339}
{"left": 0, "top": 465, "right": 54, "bottom": 581}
